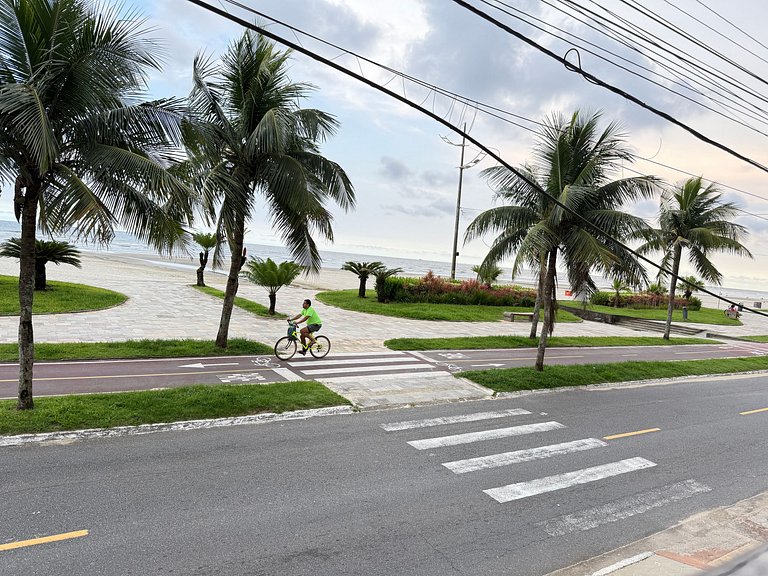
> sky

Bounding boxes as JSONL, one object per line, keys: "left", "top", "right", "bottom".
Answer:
{"left": 3, "top": 0, "right": 768, "bottom": 290}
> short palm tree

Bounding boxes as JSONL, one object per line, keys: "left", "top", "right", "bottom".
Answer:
{"left": 0, "top": 238, "right": 81, "bottom": 290}
{"left": 373, "top": 267, "right": 404, "bottom": 303}
{"left": 636, "top": 176, "right": 752, "bottom": 339}
{"left": 0, "top": 0, "right": 192, "bottom": 409}
{"left": 677, "top": 275, "right": 704, "bottom": 301}
{"left": 342, "top": 261, "right": 385, "bottom": 297}
{"left": 185, "top": 31, "right": 355, "bottom": 348}
{"left": 192, "top": 232, "right": 222, "bottom": 287}
{"left": 241, "top": 258, "right": 304, "bottom": 315}
{"left": 609, "top": 277, "right": 631, "bottom": 308}
{"left": 466, "top": 111, "right": 659, "bottom": 370}
{"left": 472, "top": 263, "right": 503, "bottom": 287}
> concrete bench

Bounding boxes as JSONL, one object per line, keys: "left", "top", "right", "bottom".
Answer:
{"left": 503, "top": 311, "right": 535, "bottom": 322}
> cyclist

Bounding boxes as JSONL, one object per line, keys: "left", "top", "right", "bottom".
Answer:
{"left": 288, "top": 299, "right": 323, "bottom": 355}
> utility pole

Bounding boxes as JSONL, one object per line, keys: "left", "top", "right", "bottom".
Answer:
{"left": 450, "top": 123, "right": 467, "bottom": 281}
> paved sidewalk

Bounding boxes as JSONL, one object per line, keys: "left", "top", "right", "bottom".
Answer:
{"left": 545, "top": 492, "right": 768, "bottom": 576}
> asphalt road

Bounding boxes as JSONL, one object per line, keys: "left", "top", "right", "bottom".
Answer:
{"left": 2, "top": 375, "right": 768, "bottom": 575}
{"left": 2, "top": 341, "right": 767, "bottom": 398}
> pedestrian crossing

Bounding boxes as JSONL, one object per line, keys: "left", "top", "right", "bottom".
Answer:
{"left": 723, "top": 341, "right": 768, "bottom": 356}
{"left": 381, "top": 406, "right": 711, "bottom": 536}
{"left": 284, "top": 351, "right": 439, "bottom": 379}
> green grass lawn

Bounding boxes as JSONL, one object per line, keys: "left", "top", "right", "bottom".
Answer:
{"left": 0, "top": 338, "right": 272, "bottom": 362}
{"left": 385, "top": 335, "right": 712, "bottom": 351}
{"left": 193, "top": 285, "right": 287, "bottom": 319}
{"left": 0, "top": 381, "right": 350, "bottom": 435}
{"left": 742, "top": 335, "right": 768, "bottom": 343}
{"left": 316, "top": 289, "right": 580, "bottom": 322}
{"left": 563, "top": 301, "right": 740, "bottom": 326}
{"left": 0, "top": 275, "right": 127, "bottom": 315}
{"left": 462, "top": 356, "right": 768, "bottom": 393}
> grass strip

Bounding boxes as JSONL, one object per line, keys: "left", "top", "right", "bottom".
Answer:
{"left": 385, "top": 335, "right": 712, "bottom": 351}
{"left": 0, "top": 338, "right": 272, "bottom": 362}
{"left": 742, "top": 335, "right": 768, "bottom": 343}
{"left": 562, "top": 301, "right": 740, "bottom": 326}
{"left": 462, "top": 356, "right": 768, "bottom": 393}
{"left": 0, "top": 275, "right": 126, "bottom": 315}
{"left": 0, "top": 381, "right": 349, "bottom": 435}
{"left": 193, "top": 285, "right": 287, "bottom": 318}
{"left": 316, "top": 289, "right": 580, "bottom": 322}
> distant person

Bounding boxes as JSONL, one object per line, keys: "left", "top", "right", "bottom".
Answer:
{"left": 726, "top": 304, "right": 739, "bottom": 318}
{"left": 289, "top": 299, "right": 323, "bottom": 355}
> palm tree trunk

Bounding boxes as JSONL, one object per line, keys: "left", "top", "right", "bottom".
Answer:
{"left": 196, "top": 249, "right": 209, "bottom": 287}
{"left": 358, "top": 276, "right": 367, "bottom": 298}
{"left": 535, "top": 249, "right": 558, "bottom": 371}
{"left": 529, "top": 266, "right": 545, "bottom": 339}
{"left": 35, "top": 259, "right": 47, "bottom": 290}
{"left": 17, "top": 180, "right": 40, "bottom": 410}
{"left": 268, "top": 292, "right": 276, "bottom": 315}
{"left": 663, "top": 244, "right": 683, "bottom": 340}
{"left": 215, "top": 217, "right": 245, "bottom": 348}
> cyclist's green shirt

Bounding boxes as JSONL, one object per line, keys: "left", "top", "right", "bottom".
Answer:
{"left": 301, "top": 306, "right": 322, "bottom": 326}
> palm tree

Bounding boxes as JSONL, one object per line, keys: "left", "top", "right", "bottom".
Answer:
{"left": 185, "top": 31, "right": 355, "bottom": 348}
{"left": 241, "top": 258, "right": 304, "bottom": 315}
{"left": 472, "top": 263, "right": 503, "bottom": 287}
{"left": 609, "top": 278, "right": 630, "bottom": 308}
{"left": 466, "top": 111, "right": 659, "bottom": 370}
{"left": 0, "top": 238, "right": 81, "bottom": 290}
{"left": 677, "top": 275, "right": 704, "bottom": 301}
{"left": 342, "top": 261, "right": 385, "bottom": 297}
{"left": 0, "top": 0, "right": 191, "bottom": 409}
{"left": 636, "top": 177, "right": 752, "bottom": 339}
{"left": 192, "top": 232, "right": 222, "bottom": 287}
{"left": 373, "top": 267, "right": 404, "bottom": 303}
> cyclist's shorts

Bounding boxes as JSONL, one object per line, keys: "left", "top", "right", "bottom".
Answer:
{"left": 308, "top": 323, "right": 322, "bottom": 333}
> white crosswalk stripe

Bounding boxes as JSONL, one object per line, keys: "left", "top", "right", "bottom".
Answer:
{"left": 484, "top": 457, "right": 657, "bottom": 503}
{"left": 407, "top": 421, "right": 565, "bottom": 450}
{"left": 442, "top": 438, "right": 607, "bottom": 474}
{"left": 287, "top": 351, "right": 436, "bottom": 378}
{"left": 301, "top": 363, "right": 434, "bottom": 376}
{"left": 380, "top": 408, "right": 532, "bottom": 432}
{"left": 539, "top": 479, "right": 711, "bottom": 535}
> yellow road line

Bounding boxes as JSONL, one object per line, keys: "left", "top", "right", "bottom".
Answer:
{"left": 740, "top": 407, "right": 768, "bottom": 416}
{"left": 0, "top": 368, "right": 271, "bottom": 384}
{"left": 604, "top": 428, "right": 660, "bottom": 440}
{"left": 0, "top": 530, "right": 88, "bottom": 552}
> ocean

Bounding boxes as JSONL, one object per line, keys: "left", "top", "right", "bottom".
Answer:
{"left": 1, "top": 220, "right": 765, "bottom": 306}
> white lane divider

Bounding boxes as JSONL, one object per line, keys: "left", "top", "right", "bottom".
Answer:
{"left": 484, "top": 457, "right": 657, "bottom": 503}
{"left": 539, "top": 479, "right": 711, "bottom": 535}
{"left": 407, "top": 421, "right": 565, "bottom": 450}
{"left": 293, "top": 357, "right": 431, "bottom": 368}
{"left": 443, "top": 438, "right": 607, "bottom": 474}
{"left": 381, "top": 408, "right": 531, "bottom": 432}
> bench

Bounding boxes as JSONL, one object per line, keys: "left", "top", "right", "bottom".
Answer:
{"left": 503, "top": 311, "right": 535, "bottom": 322}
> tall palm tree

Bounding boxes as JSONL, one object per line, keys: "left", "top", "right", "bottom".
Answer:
{"left": 466, "top": 111, "right": 659, "bottom": 370}
{"left": 342, "top": 261, "right": 385, "bottom": 298}
{"left": 0, "top": 238, "right": 81, "bottom": 290}
{"left": 241, "top": 257, "right": 304, "bottom": 315}
{"left": 192, "top": 232, "right": 222, "bottom": 287}
{"left": 0, "top": 0, "right": 191, "bottom": 409}
{"left": 185, "top": 31, "right": 355, "bottom": 348}
{"left": 636, "top": 176, "right": 752, "bottom": 339}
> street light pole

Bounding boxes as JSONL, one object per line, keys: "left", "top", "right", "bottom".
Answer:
{"left": 450, "top": 124, "right": 467, "bottom": 281}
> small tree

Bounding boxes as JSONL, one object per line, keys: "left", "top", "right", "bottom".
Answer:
{"left": 677, "top": 275, "right": 704, "bottom": 301}
{"left": 373, "top": 267, "right": 403, "bottom": 303}
{"left": 192, "top": 232, "right": 222, "bottom": 287}
{"left": 241, "top": 258, "right": 304, "bottom": 314}
{"left": 342, "top": 261, "right": 385, "bottom": 297}
{"left": 0, "top": 238, "right": 81, "bottom": 290}
{"left": 610, "top": 278, "right": 631, "bottom": 308}
{"left": 472, "top": 263, "right": 503, "bottom": 287}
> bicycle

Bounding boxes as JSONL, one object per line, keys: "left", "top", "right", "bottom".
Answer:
{"left": 274, "top": 322, "right": 331, "bottom": 360}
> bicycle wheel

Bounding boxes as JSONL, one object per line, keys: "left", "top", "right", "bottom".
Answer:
{"left": 274, "top": 337, "right": 297, "bottom": 360}
{"left": 310, "top": 335, "right": 331, "bottom": 358}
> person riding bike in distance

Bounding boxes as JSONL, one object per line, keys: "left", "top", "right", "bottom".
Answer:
{"left": 289, "top": 299, "right": 322, "bottom": 355}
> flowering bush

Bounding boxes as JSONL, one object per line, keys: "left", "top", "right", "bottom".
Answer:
{"left": 375, "top": 270, "right": 537, "bottom": 306}
{"left": 589, "top": 290, "right": 701, "bottom": 311}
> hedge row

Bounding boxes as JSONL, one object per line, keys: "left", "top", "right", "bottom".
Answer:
{"left": 589, "top": 291, "right": 702, "bottom": 311}
{"left": 375, "top": 271, "right": 537, "bottom": 306}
